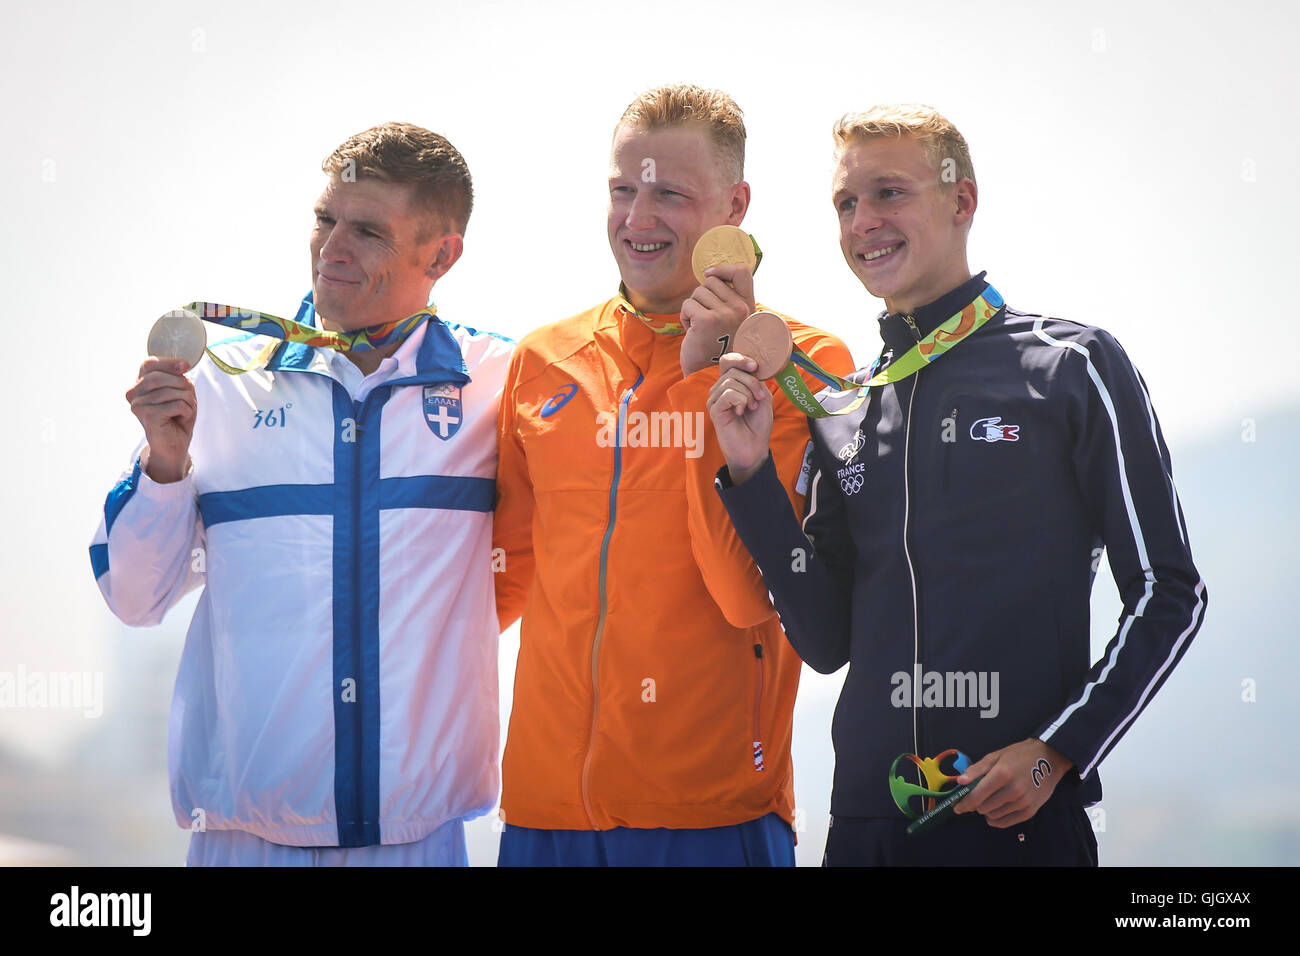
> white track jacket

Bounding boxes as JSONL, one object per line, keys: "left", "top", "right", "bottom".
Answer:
{"left": 90, "top": 297, "right": 512, "bottom": 847}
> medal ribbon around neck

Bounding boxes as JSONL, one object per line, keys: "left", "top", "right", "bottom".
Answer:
{"left": 774, "top": 284, "right": 1004, "bottom": 418}
{"left": 183, "top": 300, "right": 435, "bottom": 375}
{"left": 615, "top": 285, "right": 685, "bottom": 335}
{"left": 616, "top": 233, "right": 764, "bottom": 336}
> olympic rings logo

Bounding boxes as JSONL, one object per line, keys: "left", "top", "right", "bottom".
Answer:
{"left": 840, "top": 474, "right": 864, "bottom": 495}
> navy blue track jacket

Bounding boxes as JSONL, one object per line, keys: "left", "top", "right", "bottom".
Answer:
{"left": 716, "top": 273, "right": 1207, "bottom": 819}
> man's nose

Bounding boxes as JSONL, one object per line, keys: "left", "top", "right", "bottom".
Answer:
{"left": 625, "top": 192, "right": 657, "bottom": 231}
{"left": 851, "top": 202, "right": 883, "bottom": 236}
{"left": 317, "top": 224, "right": 352, "bottom": 261}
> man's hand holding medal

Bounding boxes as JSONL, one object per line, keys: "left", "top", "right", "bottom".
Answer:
{"left": 682, "top": 225, "right": 797, "bottom": 484}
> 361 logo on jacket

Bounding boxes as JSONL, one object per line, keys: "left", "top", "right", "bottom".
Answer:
{"left": 424, "top": 383, "right": 463, "bottom": 440}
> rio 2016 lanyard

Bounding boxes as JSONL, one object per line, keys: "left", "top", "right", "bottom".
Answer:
{"left": 616, "top": 233, "right": 764, "bottom": 336}
{"left": 184, "top": 300, "right": 436, "bottom": 375}
{"left": 888, "top": 748, "right": 983, "bottom": 836}
{"left": 777, "top": 284, "right": 1005, "bottom": 418}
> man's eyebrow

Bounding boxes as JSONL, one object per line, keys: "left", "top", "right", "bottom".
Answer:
{"left": 832, "top": 171, "right": 915, "bottom": 191}
{"left": 349, "top": 219, "right": 391, "bottom": 235}
{"left": 312, "top": 206, "right": 391, "bottom": 235}
{"left": 646, "top": 176, "right": 690, "bottom": 189}
{"left": 607, "top": 175, "right": 693, "bottom": 192}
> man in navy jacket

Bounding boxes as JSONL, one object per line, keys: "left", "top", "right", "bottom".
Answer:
{"left": 707, "top": 105, "right": 1207, "bottom": 865}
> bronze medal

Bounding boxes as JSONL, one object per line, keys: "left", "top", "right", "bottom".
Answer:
{"left": 733, "top": 310, "right": 793, "bottom": 380}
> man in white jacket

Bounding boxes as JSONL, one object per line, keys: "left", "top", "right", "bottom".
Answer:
{"left": 89, "top": 122, "right": 513, "bottom": 865}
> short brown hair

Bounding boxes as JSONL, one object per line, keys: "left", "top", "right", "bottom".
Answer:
{"left": 322, "top": 121, "right": 473, "bottom": 238}
{"left": 832, "top": 105, "right": 975, "bottom": 186}
{"left": 617, "top": 84, "right": 746, "bottom": 182}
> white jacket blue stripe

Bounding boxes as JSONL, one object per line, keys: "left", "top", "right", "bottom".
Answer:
{"left": 90, "top": 297, "right": 513, "bottom": 847}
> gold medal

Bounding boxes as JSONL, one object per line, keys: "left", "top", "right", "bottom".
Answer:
{"left": 691, "top": 225, "right": 758, "bottom": 284}
{"left": 732, "top": 310, "right": 794, "bottom": 380}
{"left": 147, "top": 309, "right": 207, "bottom": 367}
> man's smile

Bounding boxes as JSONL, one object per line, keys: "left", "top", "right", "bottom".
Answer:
{"left": 858, "top": 241, "right": 904, "bottom": 264}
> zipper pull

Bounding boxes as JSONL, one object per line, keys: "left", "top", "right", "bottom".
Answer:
{"left": 903, "top": 313, "right": 922, "bottom": 342}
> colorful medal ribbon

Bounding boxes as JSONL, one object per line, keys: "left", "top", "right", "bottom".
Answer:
{"left": 184, "top": 300, "right": 435, "bottom": 375}
{"left": 615, "top": 285, "right": 685, "bottom": 335}
{"left": 887, "top": 748, "right": 982, "bottom": 835}
{"left": 616, "top": 233, "right": 763, "bottom": 336}
{"left": 776, "top": 284, "right": 1005, "bottom": 418}
{"left": 888, "top": 749, "right": 971, "bottom": 818}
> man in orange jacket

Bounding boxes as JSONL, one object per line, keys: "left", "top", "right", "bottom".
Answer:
{"left": 492, "top": 84, "right": 854, "bottom": 865}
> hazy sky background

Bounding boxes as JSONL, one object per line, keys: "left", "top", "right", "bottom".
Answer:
{"left": 1, "top": 0, "right": 1296, "bottom": 865}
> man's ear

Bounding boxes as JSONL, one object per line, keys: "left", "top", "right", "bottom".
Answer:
{"left": 426, "top": 233, "right": 464, "bottom": 283}
{"left": 953, "top": 178, "right": 978, "bottom": 226}
{"left": 726, "top": 180, "right": 752, "bottom": 226}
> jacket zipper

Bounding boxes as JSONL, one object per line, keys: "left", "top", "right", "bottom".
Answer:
{"left": 347, "top": 393, "right": 366, "bottom": 844}
{"left": 751, "top": 641, "right": 766, "bottom": 772}
{"left": 900, "top": 314, "right": 923, "bottom": 760}
{"left": 942, "top": 406, "right": 957, "bottom": 493}
{"left": 581, "top": 374, "right": 643, "bottom": 828}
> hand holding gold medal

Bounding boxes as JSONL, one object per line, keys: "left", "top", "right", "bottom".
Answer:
{"left": 686, "top": 225, "right": 782, "bottom": 481}
{"left": 688, "top": 226, "right": 789, "bottom": 377}
{"left": 680, "top": 225, "right": 765, "bottom": 377}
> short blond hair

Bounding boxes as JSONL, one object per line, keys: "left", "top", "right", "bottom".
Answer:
{"left": 832, "top": 105, "right": 975, "bottom": 186}
{"left": 617, "top": 84, "right": 746, "bottom": 182}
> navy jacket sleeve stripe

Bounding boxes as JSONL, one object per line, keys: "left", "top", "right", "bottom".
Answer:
{"left": 1031, "top": 320, "right": 1207, "bottom": 778}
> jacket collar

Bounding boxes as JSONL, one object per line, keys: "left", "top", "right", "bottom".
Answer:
{"left": 877, "top": 271, "right": 990, "bottom": 358}
{"left": 265, "top": 291, "right": 469, "bottom": 385}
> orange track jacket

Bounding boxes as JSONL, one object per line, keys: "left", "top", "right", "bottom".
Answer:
{"left": 493, "top": 296, "right": 853, "bottom": 830}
